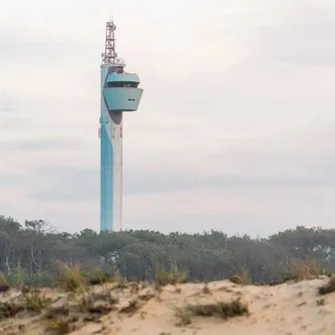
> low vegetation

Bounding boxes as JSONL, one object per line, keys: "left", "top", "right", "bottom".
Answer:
{"left": 0, "top": 302, "right": 23, "bottom": 320}
{"left": 154, "top": 265, "right": 188, "bottom": 288}
{"left": 175, "top": 299, "right": 248, "bottom": 326}
{"left": 56, "top": 262, "right": 84, "bottom": 291}
{"left": 47, "top": 317, "right": 72, "bottom": 334}
{"left": 289, "top": 259, "right": 322, "bottom": 281}
{"left": 2, "top": 214, "right": 335, "bottom": 333}
{"left": 229, "top": 269, "right": 252, "bottom": 285}
{"left": 2, "top": 215, "right": 335, "bottom": 288}
{"left": 24, "top": 291, "right": 51, "bottom": 312}
{"left": 0, "top": 257, "right": 333, "bottom": 334}
{"left": 318, "top": 277, "right": 335, "bottom": 295}
{"left": 191, "top": 299, "right": 248, "bottom": 318}
{"left": 87, "top": 270, "right": 111, "bottom": 286}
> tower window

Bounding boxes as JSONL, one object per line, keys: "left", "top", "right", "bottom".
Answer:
{"left": 107, "top": 81, "right": 139, "bottom": 88}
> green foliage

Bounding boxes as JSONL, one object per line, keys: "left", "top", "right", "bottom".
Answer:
{"left": 87, "top": 269, "right": 111, "bottom": 286}
{"left": 320, "top": 269, "right": 333, "bottom": 277}
{"left": 0, "top": 272, "right": 8, "bottom": 285}
{"left": 1, "top": 215, "right": 335, "bottom": 287}
{"left": 6, "top": 268, "right": 25, "bottom": 289}
{"left": 0, "top": 272, "right": 9, "bottom": 292}
{"left": 24, "top": 292, "right": 51, "bottom": 312}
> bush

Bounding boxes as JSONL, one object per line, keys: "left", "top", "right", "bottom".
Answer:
{"left": 175, "top": 299, "right": 248, "bottom": 325}
{"left": 154, "top": 265, "right": 187, "bottom": 287}
{"left": 186, "top": 299, "right": 248, "bottom": 319}
{"left": 289, "top": 259, "right": 321, "bottom": 281}
{"left": 229, "top": 269, "right": 251, "bottom": 285}
{"left": 56, "top": 262, "right": 84, "bottom": 291}
{"left": 24, "top": 292, "right": 51, "bottom": 312}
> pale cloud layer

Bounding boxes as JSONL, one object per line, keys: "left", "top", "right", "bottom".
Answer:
{"left": 0, "top": 0, "right": 334, "bottom": 236}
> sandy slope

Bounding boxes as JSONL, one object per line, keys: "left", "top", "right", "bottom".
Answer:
{"left": 0, "top": 277, "right": 334, "bottom": 335}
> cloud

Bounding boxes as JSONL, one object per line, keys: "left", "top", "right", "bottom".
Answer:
{"left": 0, "top": 139, "right": 88, "bottom": 151}
{"left": 254, "top": 24, "right": 335, "bottom": 67}
{"left": 123, "top": 184, "right": 335, "bottom": 236}
{"left": 0, "top": 92, "right": 17, "bottom": 113}
{"left": 24, "top": 144, "right": 335, "bottom": 207}
{"left": 26, "top": 166, "right": 98, "bottom": 203}
{"left": 0, "top": 0, "right": 334, "bottom": 234}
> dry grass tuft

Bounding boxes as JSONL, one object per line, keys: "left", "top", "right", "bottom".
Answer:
{"left": 73, "top": 287, "right": 118, "bottom": 319}
{"left": 154, "top": 265, "right": 187, "bottom": 288}
{"left": 87, "top": 304, "right": 114, "bottom": 315}
{"left": 289, "top": 259, "right": 321, "bottom": 281}
{"left": 0, "top": 283, "right": 10, "bottom": 293}
{"left": 139, "top": 290, "right": 155, "bottom": 301}
{"left": 45, "top": 305, "right": 70, "bottom": 320}
{"left": 316, "top": 298, "right": 325, "bottom": 306}
{"left": 47, "top": 317, "right": 72, "bottom": 334}
{"left": 202, "top": 282, "right": 211, "bottom": 294}
{"left": 114, "top": 271, "right": 127, "bottom": 289}
{"left": 119, "top": 299, "right": 139, "bottom": 314}
{"left": 229, "top": 269, "right": 251, "bottom": 285}
{"left": 24, "top": 291, "right": 51, "bottom": 313}
{"left": 77, "top": 287, "right": 94, "bottom": 311}
{"left": 175, "top": 299, "right": 248, "bottom": 326}
{"left": 175, "top": 306, "right": 192, "bottom": 326}
{"left": 56, "top": 262, "right": 84, "bottom": 291}
{"left": 129, "top": 282, "right": 140, "bottom": 294}
{"left": 91, "top": 291, "right": 118, "bottom": 304}
{"left": 0, "top": 272, "right": 9, "bottom": 292}
{"left": 0, "top": 272, "right": 8, "bottom": 285}
{"left": 87, "top": 270, "right": 110, "bottom": 286}
{"left": 187, "top": 299, "right": 248, "bottom": 319}
{"left": 0, "top": 301, "right": 24, "bottom": 319}
{"left": 318, "top": 277, "right": 335, "bottom": 295}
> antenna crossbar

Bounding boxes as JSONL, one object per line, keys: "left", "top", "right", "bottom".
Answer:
{"left": 102, "top": 21, "right": 117, "bottom": 64}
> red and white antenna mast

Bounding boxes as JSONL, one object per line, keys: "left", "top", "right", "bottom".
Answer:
{"left": 102, "top": 19, "right": 117, "bottom": 64}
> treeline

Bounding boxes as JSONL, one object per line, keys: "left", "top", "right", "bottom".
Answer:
{"left": 1, "top": 215, "right": 335, "bottom": 286}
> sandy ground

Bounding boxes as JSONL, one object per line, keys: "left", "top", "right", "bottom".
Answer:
{"left": 0, "top": 277, "right": 334, "bottom": 335}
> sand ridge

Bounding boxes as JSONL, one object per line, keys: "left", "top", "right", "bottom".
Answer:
{"left": 0, "top": 277, "right": 334, "bottom": 334}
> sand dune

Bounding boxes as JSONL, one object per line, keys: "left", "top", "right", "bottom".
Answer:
{"left": 0, "top": 277, "right": 334, "bottom": 334}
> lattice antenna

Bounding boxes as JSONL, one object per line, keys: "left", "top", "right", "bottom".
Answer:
{"left": 101, "top": 19, "right": 117, "bottom": 64}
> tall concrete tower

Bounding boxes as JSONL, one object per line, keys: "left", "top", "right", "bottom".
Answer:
{"left": 99, "top": 19, "right": 143, "bottom": 231}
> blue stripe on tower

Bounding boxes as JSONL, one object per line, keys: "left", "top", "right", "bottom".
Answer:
{"left": 100, "top": 119, "right": 114, "bottom": 231}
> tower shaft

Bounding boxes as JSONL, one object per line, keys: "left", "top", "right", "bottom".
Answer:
{"left": 99, "top": 19, "right": 143, "bottom": 232}
{"left": 100, "top": 65, "right": 123, "bottom": 232}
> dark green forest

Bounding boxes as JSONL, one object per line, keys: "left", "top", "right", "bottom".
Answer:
{"left": 1, "top": 215, "right": 334, "bottom": 286}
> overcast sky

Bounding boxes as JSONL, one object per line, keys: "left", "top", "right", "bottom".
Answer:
{"left": 0, "top": 0, "right": 334, "bottom": 236}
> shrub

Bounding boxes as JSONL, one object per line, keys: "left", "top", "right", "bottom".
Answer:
{"left": 56, "top": 262, "right": 84, "bottom": 291}
{"left": 229, "top": 269, "right": 251, "bottom": 285}
{"left": 289, "top": 259, "right": 321, "bottom": 281}
{"left": 318, "top": 277, "right": 335, "bottom": 295}
{"left": 185, "top": 299, "right": 248, "bottom": 319}
{"left": 24, "top": 292, "right": 51, "bottom": 312}
{"left": 154, "top": 265, "right": 187, "bottom": 287}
